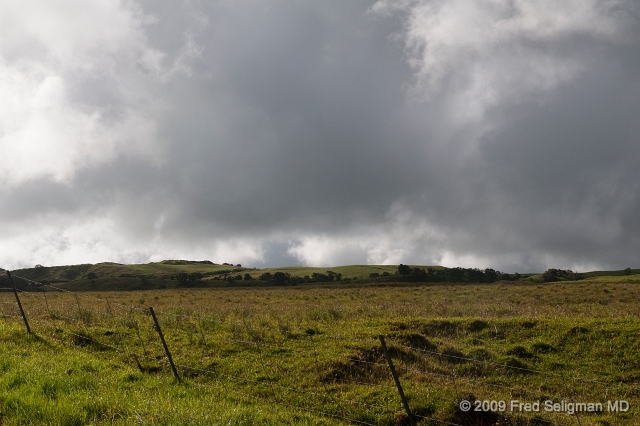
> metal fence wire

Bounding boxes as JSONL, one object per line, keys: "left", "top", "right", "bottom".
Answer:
{"left": 1, "top": 269, "right": 634, "bottom": 425}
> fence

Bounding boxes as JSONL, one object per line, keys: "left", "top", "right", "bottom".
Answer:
{"left": 0, "top": 268, "right": 636, "bottom": 425}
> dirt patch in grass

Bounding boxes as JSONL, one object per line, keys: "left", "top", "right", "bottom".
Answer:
{"left": 321, "top": 345, "right": 419, "bottom": 383}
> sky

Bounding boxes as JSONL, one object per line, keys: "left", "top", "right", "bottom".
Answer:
{"left": 1, "top": 0, "right": 639, "bottom": 272}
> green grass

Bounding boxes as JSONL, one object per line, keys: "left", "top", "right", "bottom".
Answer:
{"left": 581, "top": 269, "right": 640, "bottom": 278}
{"left": 0, "top": 323, "right": 328, "bottom": 425}
{"left": 581, "top": 274, "right": 640, "bottom": 283}
{"left": 1, "top": 281, "right": 639, "bottom": 424}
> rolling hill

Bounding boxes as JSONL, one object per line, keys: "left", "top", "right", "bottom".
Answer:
{"left": 2, "top": 261, "right": 638, "bottom": 291}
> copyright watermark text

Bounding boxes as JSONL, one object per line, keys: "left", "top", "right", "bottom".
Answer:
{"left": 459, "top": 399, "right": 629, "bottom": 415}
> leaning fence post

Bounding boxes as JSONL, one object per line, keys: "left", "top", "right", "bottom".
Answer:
{"left": 148, "top": 307, "right": 180, "bottom": 382}
{"left": 42, "top": 290, "right": 51, "bottom": 316}
{"left": 6, "top": 271, "right": 31, "bottom": 334}
{"left": 74, "top": 293, "right": 82, "bottom": 315}
{"left": 379, "top": 335, "right": 415, "bottom": 426}
{"left": 104, "top": 298, "right": 114, "bottom": 317}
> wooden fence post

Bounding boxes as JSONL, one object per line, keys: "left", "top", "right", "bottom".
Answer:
{"left": 104, "top": 298, "right": 114, "bottom": 317}
{"left": 148, "top": 307, "right": 180, "bottom": 382}
{"left": 74, "top": 293, "right": 82, "bottom": 315}
{"left": 379, "top": 335, "right": 415, "bottom": 426}
{"left": 42, "top": 291, "right": 51, "bottom": 316}
{"left": 6, "top": 271, "right": 31, "bottom": 334}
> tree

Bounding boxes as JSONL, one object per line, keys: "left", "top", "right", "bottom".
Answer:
{"left": 259, "top": 272, "right": 273, "bottom": 282}
{"left": 243, "top": 274, "right": 253, "bottom": 280}
{"left": 397, "top": 264, "right": 411, "bottom": 276}
{"left": 176, "top": 272, "right": 204, "bottom": 286}
{"left": 311, "top": 272, "right": 330, "bottom": 282}
{"left": 272, "top": 272, "right": 290, "bottom": 284}
{"left": 542, "top": 269, "right": 558, "bottom": 282}
{"left": 289, "top": 275, "right": 304, "bottom": 284}
{"left": 324, "top": 271, "right": 342, "bottom": 282}
{"left": 483, "top": 268, "right": 497, "bottom": 283}
{"left": 409, "top": 268, "right": 427, "bottom": 281}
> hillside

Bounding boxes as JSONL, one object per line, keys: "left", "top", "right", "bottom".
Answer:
{"left": 2, "top": 261, "right": 639, "bottom": 291}
{"left": 3, "top": 261, "right": 432, "bottom": 291}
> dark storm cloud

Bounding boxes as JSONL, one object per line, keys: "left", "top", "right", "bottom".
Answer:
{"left": 147, "top": 1, "right": 426, "bottom": 229}
{"left": 472, "top": 59, "right": 640, "bottom": 269}
{"left": 2, "top": 0, "right": 640, "bottom": 271}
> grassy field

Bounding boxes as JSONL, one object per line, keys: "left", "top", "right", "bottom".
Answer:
{"left": 1, "top": 279, "right": 639, "bottom": 425}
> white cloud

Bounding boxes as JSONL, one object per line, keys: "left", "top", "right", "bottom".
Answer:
{"left": 0, "top": 0, "right": 165, "bottom": 187}
{"left": 0, "top": 211, "right": 266, "bottom": 270}
{"left": 439, "top": 251, "right": 492, "bottom": 269}
{"left": 1, "top": 1, "right": 637, "bottom": 273}
{"left": 287, "top": 203, "right": 449, "bottom": 267}
{"left": 287, "top": 236, "right": 369, "bottom": 267}
{"left": 373, "top": 0, "right": 630, "bottom": 122}
{"left": 0, "top": 65, "right": 159, "bottom": 185}
{"left": 287, "top": 231, "right": 437, "bottom": 268}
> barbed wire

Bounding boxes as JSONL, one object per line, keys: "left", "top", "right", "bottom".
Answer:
{"left": 3, "top": 267, "right": 637, "bottom": 425}
{"left": 106, "top": 308, "right": 640, "bottom": 414}
{"left": 389, "top": 339, "right": 633, "bottom": 390}
{"left": 413, "top": 413, "right": 464, "bottom": 426}
{"left": 16, "top": 302, "right": 592, "bottom": 424}
{"left": 8, "top": 281, "right": 638, "bottom": 389}
{"left": 334, "top": 343, "right": 577, "bottom": 406}
{"left": 188, "top": 379, "right": 379, "bottom": 426}
{"left": 7, "top": 272, "right": 148, "bottom": 314}
{"left": 150, "top": 312, "right": 629, "bottom": 425}
{"left": 176, "top": 363, "right": 396, "bottom": 415}
{"left": 324, "top": 377, "right": 397, "bottom": 390}
{"left": 12, "top": 287, "right": 126, "bottom": 324}
{"left": 63, "top": 330, "right": 124, "bottom": 353}
{"left": 162, "top": 315, "right": 636, "bottom": 394}
{"left": 32, "top": 317, "right": 162, "bottom": 370}
{"left": 126, "top": 306, "right": 376, "bottom": 343}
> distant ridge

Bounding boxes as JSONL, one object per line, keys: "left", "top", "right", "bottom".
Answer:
{"left": 1, "top": 261, "right": 638, "bottom": 291}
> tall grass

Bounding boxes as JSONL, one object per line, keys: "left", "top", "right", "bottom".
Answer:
{"left": 0, "top": 281, "right": 638, "bottom": 424}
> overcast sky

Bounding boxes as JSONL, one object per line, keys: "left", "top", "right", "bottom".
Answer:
{"left": 2, "top": 0, "right": 639, "bottom": 272}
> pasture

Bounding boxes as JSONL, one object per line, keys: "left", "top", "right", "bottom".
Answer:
{"left": 0, "top": 280, "right": 639, "bottom": 425}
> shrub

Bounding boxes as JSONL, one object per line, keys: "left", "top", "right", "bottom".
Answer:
{"left": 397, "top": 264, "right": 411, "bottom": 276}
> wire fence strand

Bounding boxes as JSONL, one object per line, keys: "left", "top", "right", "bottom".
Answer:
{"left": 2, "top": 267, "right": 637, "bottom": 425}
